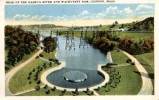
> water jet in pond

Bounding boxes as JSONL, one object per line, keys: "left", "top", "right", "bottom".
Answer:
{"left": 63, "top": 71, "right": 87, "bottom": 83}
{"left": 38, "top": 34, "right": 108, "bottom": 89}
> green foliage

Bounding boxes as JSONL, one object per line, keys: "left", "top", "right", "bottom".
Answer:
{"left": 42, "top": 37, "right": 57, "bottom": 53}
{"left": 5, "top": 25, "right": 40, "bottom": 66}
{"left": 86, "top": 31, "right": 118, "bottom": 54}
{"left": 35, "top": 85, "right": 40, "bottom": 91}
{"left": 119, "top": 37, "right": 153, "bottom": 55}
{"left": 128, "top": 17, "right": 154, "bottom": 32}
{"left": 96, "top": 51, "right": 142, "bottom": 95}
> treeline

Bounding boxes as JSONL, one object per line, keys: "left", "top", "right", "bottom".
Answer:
{"left": 86, "top": 31, "right": 153, "bottom": 55}
{"left": 5, "top": 26, "right": 40, "bottom": 66}
{"left": 91, "top": 37, "right": 117, "bottom": 53}
{"left": 119, "top": 37, "right": 154, "bottom": 55}
{"left": 42, "top": 36, "right": 57, "bottom": 53}
{"left": 108, "top": 17, "right": 154, "bottom": 32}
{"left": 128, "top": 17, "right": 154, "bottom": 32}
{"left": 86, "top": 32, "right": 118, "bottom": 54}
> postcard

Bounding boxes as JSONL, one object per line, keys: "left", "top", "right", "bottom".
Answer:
{"left": 0, "top": 0, "right": 158, "bottom": 100}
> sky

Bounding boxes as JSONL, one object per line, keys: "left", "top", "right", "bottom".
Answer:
{"left": 5, "top": 4, "right": 154, "bottom": 26}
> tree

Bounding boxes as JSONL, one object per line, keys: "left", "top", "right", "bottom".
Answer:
{"left": 114, "top": 21, "right": 118, "bottom": 25}
{"left": 35, "top": 85, "right": 40, "bottom": 91}
{"left": 5, "top": 26, "right": 40, "bottom": 66}
{"left": 42, "top": 36, "right": 57, "bottom": 53}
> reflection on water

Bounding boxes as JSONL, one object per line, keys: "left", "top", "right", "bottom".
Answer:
{"left": 56, "top": 36, "right": 107, "bottom": 70}
{"left": 38, "top": 30, "right": 108, "bottom": 88}
{"left": 47, "top": 68, "right": 105, "bottom": 88}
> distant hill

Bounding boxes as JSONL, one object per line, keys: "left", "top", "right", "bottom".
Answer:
{"left": 127, "top": 17, "right": 154, "bottom": 32}
{"left": 13, "top": 24, "right": 69, "bottom": 29}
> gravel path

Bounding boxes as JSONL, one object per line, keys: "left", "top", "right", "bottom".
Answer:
{"left": 14, "top": 85, "right": 45, "bottom": 96}
{"left": 92, "top": 90, "right": 100, "bottom": 96}
{"left": 122, "top": 50, "right": 153, "bottom": 95}
{"left": 6, "top": 49, "right": 152, "bottom": 95}
{"left": 107, "top": 52, "right": 113, "bottom": 63}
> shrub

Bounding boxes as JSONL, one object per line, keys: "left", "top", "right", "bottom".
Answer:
{"left": 36, "top": 80, "right": 41, "bottom": 84}
{"left": 32, "top": 68, "right": 35, "bottom": 72}
{"left": 75, "top": 88, "right": 79, "bottom": 94}
{"left": 131, "top": 62, "right": 135, "bottom": 65}
{"left": 39, "top": 54, "right": 44, "bottom": 57}
{"left": 36, "top": 56, "right": 39, "bottom": 59}
{"left": 44, "top": 85, "right": 48, "bottom": 89}
{"left": 49, "top": 62, "right": 52, "bottom": 67}
{"left": 40, "top": 68, "right": 43, "bottom": 71}
{"left": 126, "top": 59, "right": 132, "bottom": 63}
{"left": 49, "top": 59, "right": 54, "bottom": 61}
{"left": 34, "top": 77, "right": 38, "bottom": 81}
{"left": 51, "top": 87, "right": 56, "bottom": 91}
{"left": 86, "top": 88, "right": 89, "bottom": 93}
{"left": 97, "top": 87, "right": 100, "bottom": 91}
{"left": 29, "top": 72, "right": 32, "bottom": 76}
{"left": 35, "top": 85, "right": 40, "bottom": 91}
{"left": 27, "top": 76, "right": 31, "bottom": 80}
{"left": 28, "top": 81, "right": 32, "bottom": 84}
{"left": 91, "top": 91, "right": 94, "bottom": 95}
{"left": 45, "top": 90, "right": 50, "bottom": 94}
{"left": 62, "top": 89, "right": 66, "bottom": 93}
{"left": 43, "top": 63, "right": 46, "bottom": 67}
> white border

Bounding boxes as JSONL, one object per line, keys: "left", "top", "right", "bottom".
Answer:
{"left": 0, "top": 0, "right": 5, "bottom": 99}
{"left": 0, "top": 0, "right": 159, "bottom": 100}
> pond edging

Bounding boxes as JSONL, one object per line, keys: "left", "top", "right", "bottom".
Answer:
{"left": 40, "top": 61, "right": 109, "bottom": 92}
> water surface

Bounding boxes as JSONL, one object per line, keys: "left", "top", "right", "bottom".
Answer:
{"left": 40, "top": 31, "right": 108, "bottom": 88}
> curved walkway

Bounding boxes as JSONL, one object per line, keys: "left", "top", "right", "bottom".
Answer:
{"left": 107, "top": 52, "right": 113, "bottom": 63}
{"left": 121, "top": 50, "right": 153, "bottom": 95}
{"left": 5, "top": 49, "right": 43, "bottom": 96}
{"left": 92, "top": 90, "right": 100, "bottom": 96}
{"left": 14, "top": 85, "right": 45, "bottom": 96}
{"left": 40, "top": 61, "right": 110, "bottom": 92}
{"left": 6, "top": 49, "right": 152, "bottom": 95}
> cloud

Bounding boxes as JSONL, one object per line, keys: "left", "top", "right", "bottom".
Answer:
{"left": 6, "top": 18, "right": 144, "bottom": 26}
{"left": 136, "top": 4, "right": 153, "bottom": 11}
{"left": 123, "top": 7, "right": 133, "bottom": 15}
{"left": 13, "top": 14, "right": 56, "bottom": 21}
{"left": 80, "top": 10, "right": 89, "bottom": 16}
{"left": 95, "top": 6, "right": 134, "bottom": 19}
{"left": 13, "top": 14, "right": 30, "bottom": 20}
{"left": 95, "top": 12, "right": 106, "bottom": 18}
{"left": 105, "top": 6, "right": 118, "bottom": 15}
{"left": 10, "top": 4, "right": 154, "bottom": 25}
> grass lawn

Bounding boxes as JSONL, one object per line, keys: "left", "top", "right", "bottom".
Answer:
{"left": 96, "top": 51, "right": 142, "bottom": 95}
{"left": 5, "top": 49, "right": 8, "bottom": 62}
{"left": 134, "top": 52, "right": 154, "bottom": 91}
{"left": 9, "top": 50, "right": 59, "bottom": 95}
{"left": 72, "top": 31, "right": 153, "bottom": 44}
{"left": 115, "top": 32, "right": 153, "bottom": 41}
{"left": 9, "top": 59, "right": 45, "bottom": 94}
{"left": 18, "top": 88, "right": 90, "bottom": 96}
{"left": 134, "top": 52, "right": 154, "bottom": 74}
{"left": 98, "top": 65, "right": 142, "bottom": 95}
{"left": 41, "top": 51, "right": 55, "bottom": 59}
{"left": 111, "top": 50, "right": 129, "bottom": 64}
{"left": 5, "top": 49, "right": 38, "bottom": 73}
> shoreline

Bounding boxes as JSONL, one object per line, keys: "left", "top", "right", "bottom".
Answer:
{"left": 40, "top": 61, "right": 109, "bottom": 92}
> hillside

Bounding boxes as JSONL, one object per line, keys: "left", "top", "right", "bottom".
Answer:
{"left": 127, "top": 17, "right": 154, "bottom": 32}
